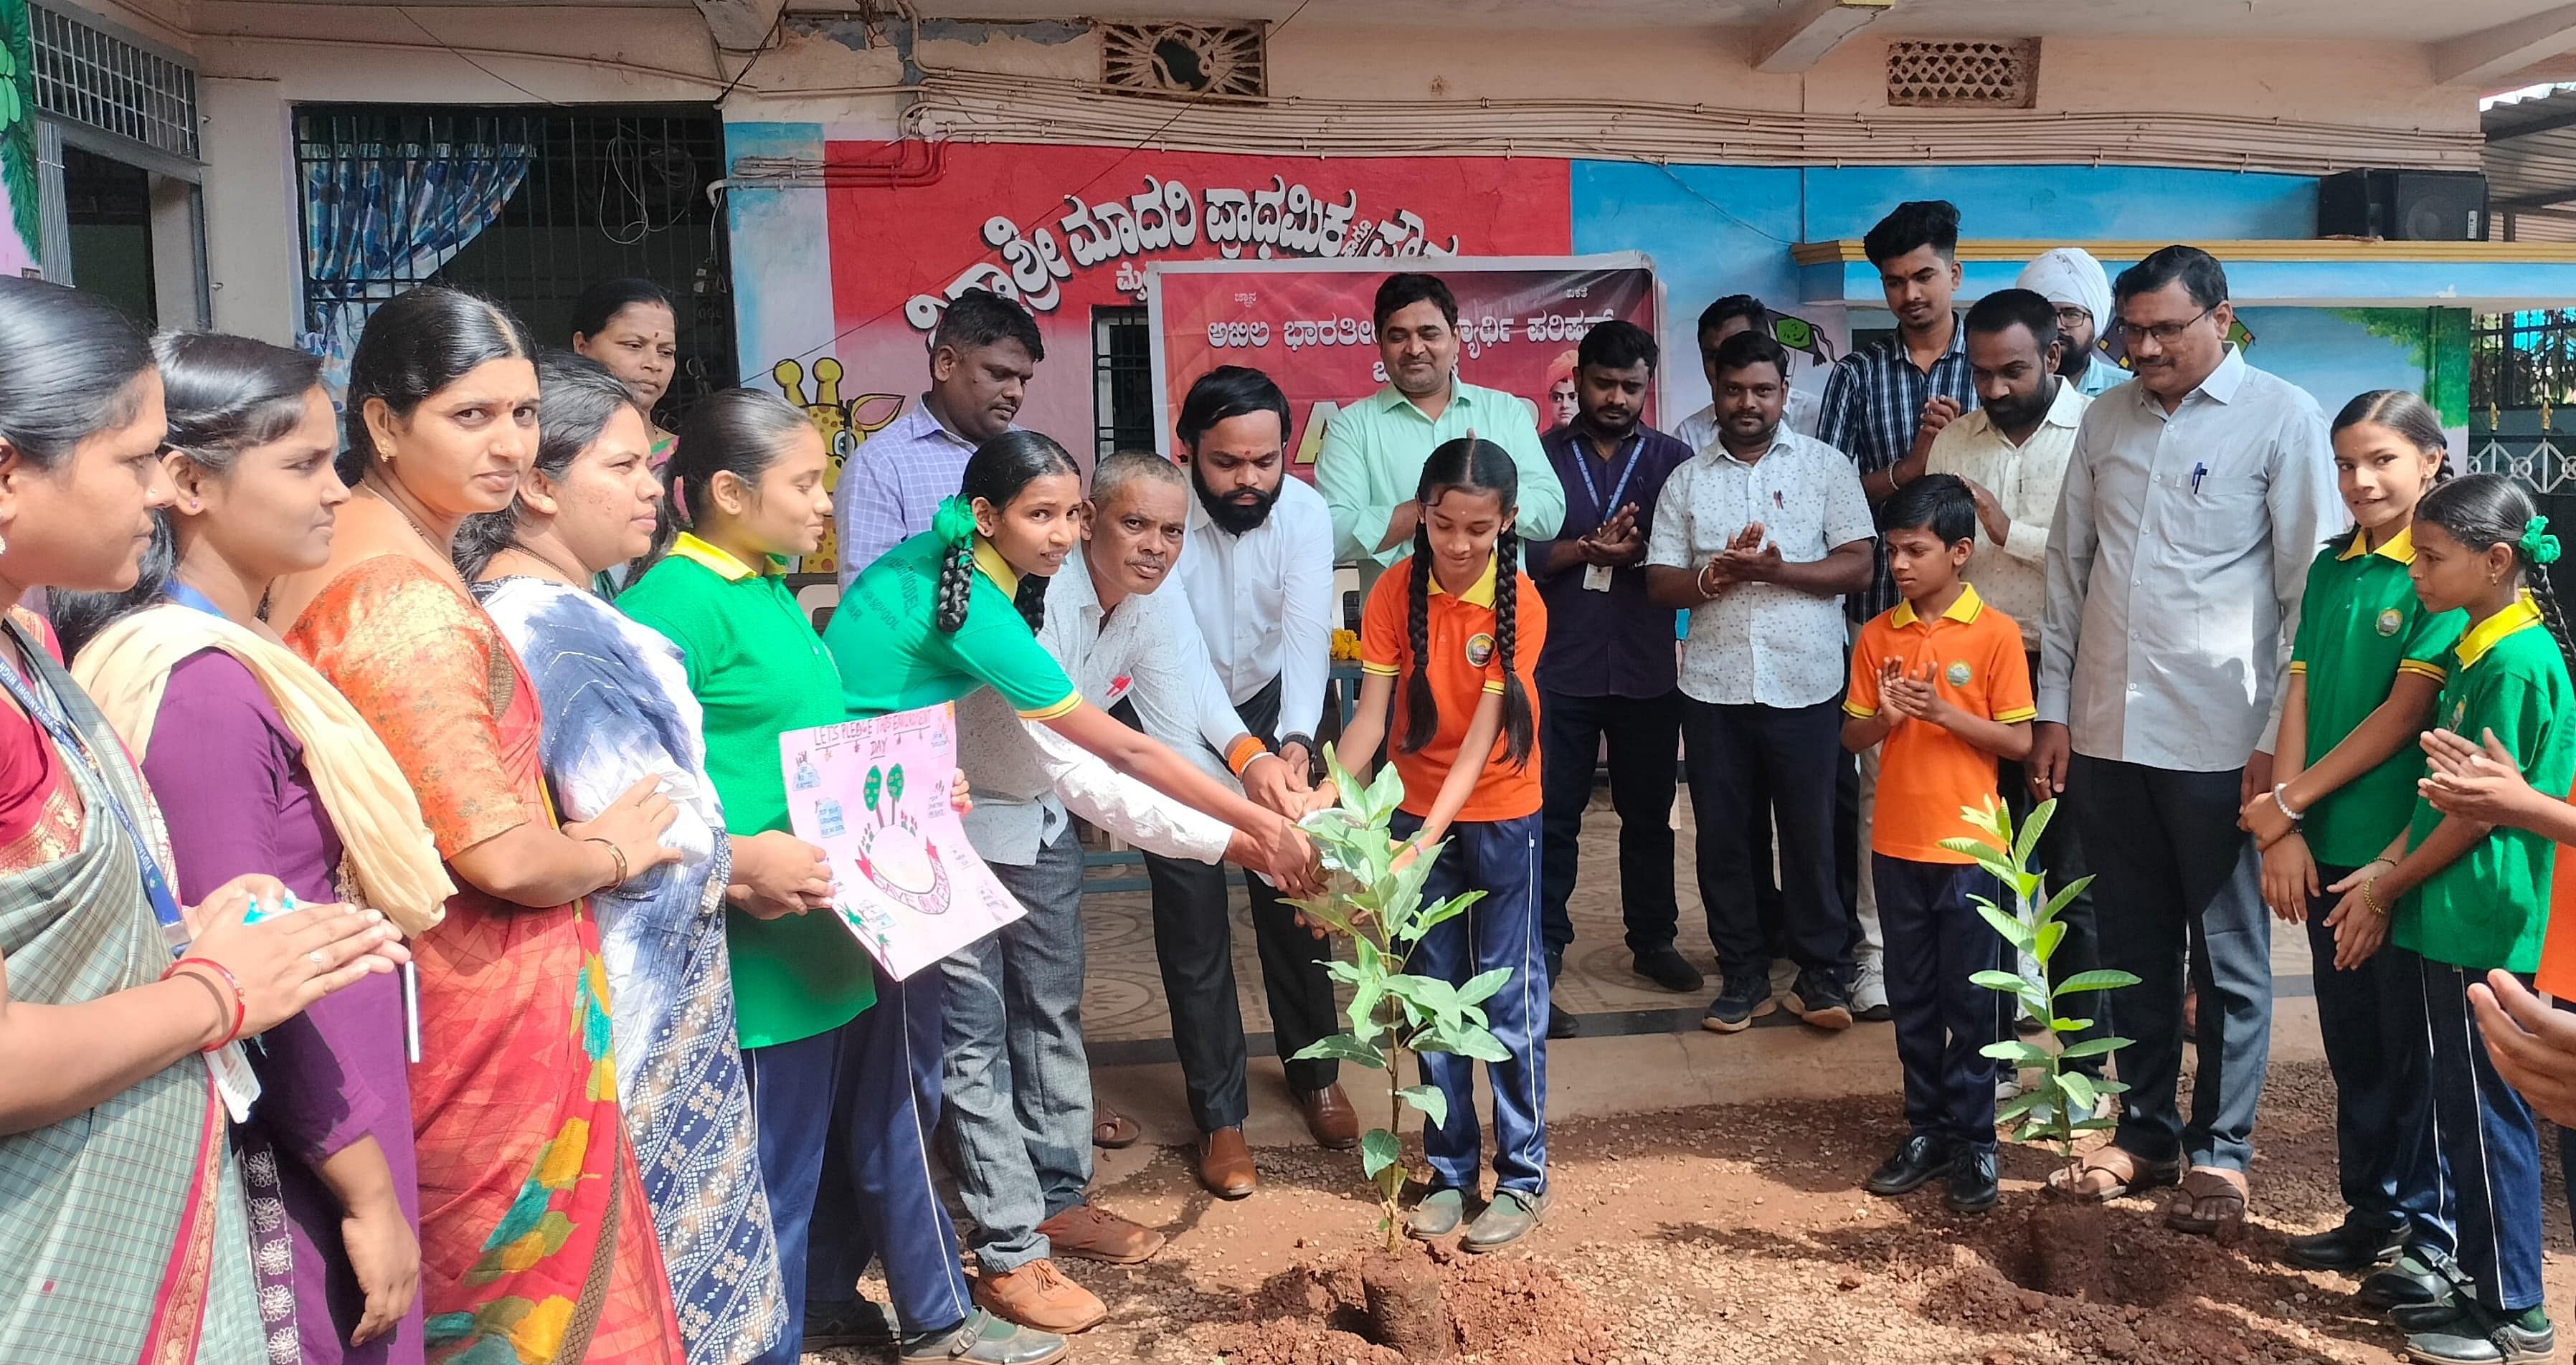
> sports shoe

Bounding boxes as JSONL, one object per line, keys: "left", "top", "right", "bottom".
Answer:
{"left": 2403, "top": 1302, "right": 2554, "bottom": 1364}
{"left": 803, "top": 1299, "right": 899, "bottom": 1350}
{"left": 1633, "top": 946, "right": 1704, "bottom": 994}
{"left": 1702, "top": 973, "right": 1774, "bottom": 1033}
{"left": 1785, "top": 968, "right": 1854, "bottom": 1031}
{"left": 970, "top": 1259, "right": 1105, "bottom": 1335}
{"left": 899, "top": 1308, "right": 1069, "bottom": 1364}
{"left": 1947, "top": 1147, "right": 2000, "bottom": 1214}
{"left": 1406, "top": 1187, "right": 1466, "bottom": 1240}
{"left": 1850, "top": 957, "right": 1891, "bottom": 1022}
{"left": 1863, "top": 1134, "right": 1956, "bottom": 1197}
{"left": 2283, "top": 1215, "right": 2407, "bottom": 1273}
{"left": 1462, "top": 1188, "right": 1546, "bottom": 1252}
{"left": 1996, "top": 1072, "right": 2023, "bottom": 1103}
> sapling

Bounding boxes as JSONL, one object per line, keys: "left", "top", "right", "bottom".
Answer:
{"left": 1944, "top": 796, "right": 2139, "bottom": 1181}
{"left": 1287, "top": 743, "right": 1514, "bottom": 1253}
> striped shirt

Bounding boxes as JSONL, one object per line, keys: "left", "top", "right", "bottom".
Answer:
{"left": 1815, "top": 320, "right": 1975, "bottom": 622}
{"left": 832, "top": 397, "right": 1005, "bottom": 588}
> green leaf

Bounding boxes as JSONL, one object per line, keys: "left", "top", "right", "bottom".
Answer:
{"left": 1411, "top": 889, "right": 1483, "bottom": 940}
{"left": 1456, "top": 967, "right": 1512, "bottom": 1007}
{"left": 1345, "top": 979, "right": 1386, "bottom": 1042}
{"left": 1980, "top": 1039, "right": 2051, "bottom": 1066}
{"left": 2013, "top": 797, "right": 2055, "bottom": 869}
{"left": 2072, "top": 1116, "right": 2120, "bottom": 1132}
{"left": 1418, "top": 1024, "right": 1512, "bottom": 1063}
{"left": 1396, "top": 1084, "right": 1448, "bottom": 1131}
{"left": 1291, "top": 1035, "right": 1388, "bottom": 1069}
{"left": 1934, "top": 840, "right": 2023, "bottom": 890}
{"left": 2057, "top": 1037, "right": 2123, "bottom": 1060}
{"left": 2035, "top": 918, "right": 2067, "bottom": 964}
{"left": 1976, "top": 904, "right": 2033, "bottom": 951}
{"left": 2052, "top": 969, "right": 2143, "bottom": 997}
{"left": 1997, "top": 1090, "right": 2048, "bottom": 1125}
{"left": 1360, "top": 1128, "right": 1401, "bottom": 1180}
{"left": 1970, "top": 969, "right": 2050, "bottom": 1019}
{"left": 2055, "top": 1070, "right": 2101, "bottom": 1113}
{"left": 2048, "top": 1016, "right": 2095, "bottom": 1034}
{"left": 2039, "top": 876, "right": 2096, "bottom": 925}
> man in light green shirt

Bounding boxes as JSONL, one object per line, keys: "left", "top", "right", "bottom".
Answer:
{"left": 1315, "top": 271, "right": 1565, "bottom": 591}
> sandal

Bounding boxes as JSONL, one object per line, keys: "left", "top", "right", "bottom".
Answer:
{"left": 2045, "top": 1146, "right": 2182, "bottom": 1202}
{"left": 2165, "top": 1165, "right": 2248, "bottom": 1237}
{"left": 1092, "top": 1108, "right": 1140, "bottom": 1150}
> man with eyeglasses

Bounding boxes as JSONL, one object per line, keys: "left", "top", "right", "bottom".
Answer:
{"left": 2017, "top": 247, "right": 2128, "bottom": 399}
{"left": 2031, "top": 244, "right": 2339, "bottom": 1237}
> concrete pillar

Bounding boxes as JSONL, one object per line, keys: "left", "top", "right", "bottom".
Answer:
{"left": 197, "top": 77, "right": 298, "bottom": 345}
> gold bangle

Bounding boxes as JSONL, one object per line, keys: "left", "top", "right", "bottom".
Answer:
{"left": 2362, "top": 875, "right": 2386, "bottom": 916}
{"left": 585, "top": 836, "right": 630, "bottom": 886}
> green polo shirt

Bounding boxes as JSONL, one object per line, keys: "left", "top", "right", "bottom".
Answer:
{"left": 821, "top": 529, "right": 1080, "bottom": 722}
{"left": 2395, "top": 595, "right": 2576, "bottom": 973}
{"left": 2286, "top": 525, "right": 2466, "bottom": 867}
{"left": 1312, "top": 378, "right": 1566, "bottom": 588}
{"left": 620, "top": 533, "right": 875, "bottom": 1049}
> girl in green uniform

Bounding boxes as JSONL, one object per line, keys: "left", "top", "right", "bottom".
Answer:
{"left": 2239, "top": 391, "right": 2459, "bottom": 1284}
{"left": 2320, "top": 472, "right": 2576, "bottom": 1365}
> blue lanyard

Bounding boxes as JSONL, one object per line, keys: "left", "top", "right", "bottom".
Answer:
{"left": 1572, "top": 434, "right": 1645, "bottom": 522}
{"left": 0, "top": 622, "right": 187, "bottom": 948}
{"left": 164, "top": 581, "right": 223, "bottom": 617}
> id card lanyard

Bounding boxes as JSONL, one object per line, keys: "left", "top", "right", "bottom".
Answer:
{"left": 0, "top": 621, "right": 260, "bottom": 1118}
{"left": 1575, "top": 434, "right": 1645, "bottom": 593}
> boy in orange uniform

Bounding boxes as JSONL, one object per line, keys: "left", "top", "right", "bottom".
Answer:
{"left": 1842, "top": 473, "right": 2035, "bottom": 1214}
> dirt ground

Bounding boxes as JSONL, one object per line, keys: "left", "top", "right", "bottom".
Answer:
{"left": 813, "top": 1055, "right": 2576, "bottom": 1365}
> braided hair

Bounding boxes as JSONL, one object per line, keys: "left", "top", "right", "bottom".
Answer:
{"left": 2416, "top": 473, "right": 2576, "bottom": 673}
{"left": 1399, "top": 437, "right": 1535, "bottom": 769}
{"left": 934, "top": 429, "right": 1079, "bottom": 634}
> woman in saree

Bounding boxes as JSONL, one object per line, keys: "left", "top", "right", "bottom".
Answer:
{"left": 0, "top": 275, "right": 409, "bottom": 1364}
{"left": 60, "top": 332, "right": 456, "bottom": 1365}
{"left": 569, "top": 278, "right": 680, "bottom": 469}
{"left": 265, "top": 286, "right": 689, "bottom": 1365}
{"left": 456, "top": 351, "right": 787, "bottom": 1365}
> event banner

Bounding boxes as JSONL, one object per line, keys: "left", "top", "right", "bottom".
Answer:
{"left": 780, "top": 704, "right": 1023, "bottom": 980}
{"left": 1146, "top": 255, "right": 1659, "bottom": 474}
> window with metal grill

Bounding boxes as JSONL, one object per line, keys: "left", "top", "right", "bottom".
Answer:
{"left": 29, "top": 4, "right": 196, "bottom": 161}
{"left": 293, "top": 105, "right": 735, "bottom": 425}
{"left": 1885, "top": 39, "right": 2037, "bottom": 110}
{"left": 1094, "top": 305, "right": 1155, "bottom": 462}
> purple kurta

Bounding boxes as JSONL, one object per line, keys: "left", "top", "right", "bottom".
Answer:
{"left": 144, "top": 648, "right": 425, "bottom": 1365}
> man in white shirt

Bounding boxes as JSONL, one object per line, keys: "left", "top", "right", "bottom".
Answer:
{"left": 1646, "top": 329, "right": 1875, "bottom": 1037}
{"left": 1152, "top": 366, "right": 1357, "bottom": 1199}
{"left": 942, "top": 451, "right": 1310, "bottom": 1334}
{"left": 2032, "top": 246, "right": 2339, "bottom": 1225}
{"left": 1675, "top": 294, "right": 1822, "bottom": 448}
{"left": 1923, "top": 287, "right": 2107, "bottom": 1088}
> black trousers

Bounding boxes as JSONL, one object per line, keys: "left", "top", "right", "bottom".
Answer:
{"left": 2070, "top": 755, "right": 2271, "bottom": 1171}
{"left": 1877, "top": 857, "right": 2007, "bottom": 1151}
{"left": 1680, "top": 697, "right": 1848, "bottom": 981}
{"left": 1130, "top": 678, "right": 1341, "bottom": 1134}
{"left": 1538, "top": 687, "right": 1682, "bottom": 963}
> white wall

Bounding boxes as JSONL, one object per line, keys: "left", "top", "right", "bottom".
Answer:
{"left": 196, "top": 78, "right": 298, "bottom": 344}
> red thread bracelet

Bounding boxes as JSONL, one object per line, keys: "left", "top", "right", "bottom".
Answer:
{"left": 166, "top": 957, "right": 247, "bottom": 1052}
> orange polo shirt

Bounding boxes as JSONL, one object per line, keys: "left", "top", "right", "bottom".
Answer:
{"left": 1845, "top": 584, "right": 2036, "bottom": 864}
{"left": 1359, "top": 554, "right": 1546, "bottom": 823}
{"left": 2544, "top": 811, "right": 2576, "bottom": 997}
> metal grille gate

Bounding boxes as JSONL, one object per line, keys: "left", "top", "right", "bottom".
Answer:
{"left": 293, "top": 105, "right": 735, "bottom": 426}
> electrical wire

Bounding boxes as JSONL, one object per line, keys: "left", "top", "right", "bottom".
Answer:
{"left": 714, "top": 10, "right": 789, "bottom": 108}
{"left": 392, "top": 6, "right": 564, "bottom": 106}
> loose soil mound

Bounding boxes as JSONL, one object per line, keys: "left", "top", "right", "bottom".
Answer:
{"left": 1198, "top": 1241, "right": 1619, "bottom": 1365}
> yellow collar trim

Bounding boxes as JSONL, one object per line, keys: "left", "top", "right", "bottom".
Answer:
{"left": 1426, "top": 553, "right": 1499, "bottom": 608}
{"left": 971, "top": 536, "right": 1021, "bottom": 597}
{"left": 1890, "top": 582, "right": 1984, "bottom": 629}
{"left": 2337, "top": 523, "right": 2418, "bottom": 564}
{"left": 670, "top": 531, "right": 780, "bottom": 581}
{"left": 2458, "top": 590, "right": 2544, "bottom": 670}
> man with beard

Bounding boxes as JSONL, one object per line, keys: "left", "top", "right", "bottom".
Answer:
{"left": 1817, "top": 199, "right": 1981, "bottom": 1028}
{"left": 939, "top": 450, "right": 1313, "bottom": 1333}
{"left": 1647, "top": 330, "right": 1875, "bottom": 1036}
{"left": 1317, "top": 272, "right": 1564, "bottom": 597}
{"left": 1530, "top": 321, "right": 1699, "bottom": 1038}
{"left": 835, "top": 287, "right": 1042, "bottom": 584}
{"left": 2017, "top": 247, "right": 2126, "bottom": 399}
{"left": 1923, "top": 287, "right": 2111, "bottom": 1098}
{"left": 1155, "top": 366, "right": 1355, "bottom": 1197}
{"left": 2033, "top": 246, "right": 2336, "bottom": 1234}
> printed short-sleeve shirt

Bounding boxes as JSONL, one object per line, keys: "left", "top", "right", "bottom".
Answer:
{"left": 2396, "top": 596, "right": 2576, "bottom": 973}
{"left": 1844, "top": 585, "right": 2035, "bottom": 862}
{"left": 1358, "top": 554, "right": 1545, "bottom": 823}
{"left": 2286, "top": 525, "right": 2466, "bottom": 867}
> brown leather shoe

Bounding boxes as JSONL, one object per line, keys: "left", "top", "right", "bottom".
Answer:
{"left": 1197, "top": 1126, "right": 1256, "bottom": 1199}
{"left": 1035, "top": 1202, "right": 1166, "bottom": 1265}
{"left": 970, "top": 1257, "right": 1105, "bottom": 1334}
{"left": 1299, "top": 1084, "right": 1360, "bottom": 1151}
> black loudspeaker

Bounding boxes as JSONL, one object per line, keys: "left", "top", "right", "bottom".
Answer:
{"left": 2317, "top": 169, "right": 2488, "bottom": 241}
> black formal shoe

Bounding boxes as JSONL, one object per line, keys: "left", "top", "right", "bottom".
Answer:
{"left": 2366, "top": 1253, "right": 2458, "bottom": 1311}
{"left": 1947, "top": 1147, "right": 2000, "bottom": 1213}
{"left": 1633, "top": 946, "right": 1705, "bottom": 994}
{"left": 1547, "top": 994, "right": 1579, "bottom": 1040}
{"left": 805, "top": 1299, "right": 900, "bottom": 1350}
{"left": 2284, "top": 1216, "right": 2408, "bottom": 1273}
{"left": 1865, "top": 1134, "right": 1957, "bottom": 1197}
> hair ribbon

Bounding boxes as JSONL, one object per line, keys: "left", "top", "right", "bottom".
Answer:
{"left": 2522, "top": 515, "right": 2562, "bottom": 567}
{"left": 933, "top": 495, "right": 977, "bottom": 550}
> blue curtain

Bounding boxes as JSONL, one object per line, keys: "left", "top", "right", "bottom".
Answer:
{"left": 299, "top": 137, "right": 532, "bottom": 394}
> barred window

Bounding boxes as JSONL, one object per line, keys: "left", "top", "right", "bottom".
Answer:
{"left": 29, "top": 4, "right": 197, "bottom": 161}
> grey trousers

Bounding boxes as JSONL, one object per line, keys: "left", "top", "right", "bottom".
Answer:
{"left": 937, "top": 821, "right": 1092, "bottom": 1270}
{"left": 2070, "top": 754, "right": 2273, "bottom": 1172}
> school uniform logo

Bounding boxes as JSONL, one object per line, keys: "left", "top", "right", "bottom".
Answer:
{"left": 1466, "top": 633, "right": 1497, "bottom": 667}
{"left": 2452, "top": 699, "right": 2468, "bottom": 730}
{"left": 1945, "top": 661, "right": 1971, "bottom": 688}
{"left": 2377, "top": 609, "right": 2404, "bottom": 637}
